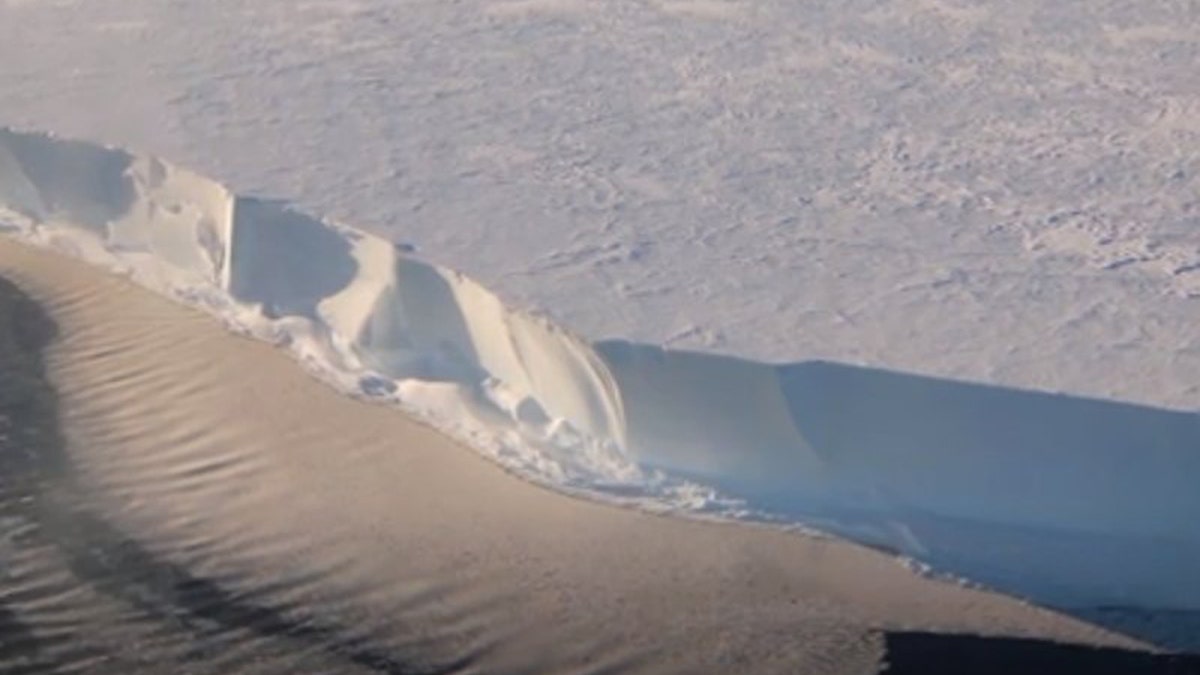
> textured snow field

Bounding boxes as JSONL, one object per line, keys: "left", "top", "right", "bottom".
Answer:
{"left": 1, "top": 0, "right": 1198, "bottom": 411}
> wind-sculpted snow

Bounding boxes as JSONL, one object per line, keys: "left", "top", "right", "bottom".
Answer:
{"left": 2, "top": 128, "right": 1198, "bottom": 621}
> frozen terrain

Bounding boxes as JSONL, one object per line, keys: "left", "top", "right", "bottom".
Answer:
{"left": 1, "top": 0, "right": 1199, "bottom": 648}
{"left": 1, "top": 0, "right": 1198, "bottom": 409}
{"left": 3, "top": 130, "right": 1199, "bottom": 630}
{"left": 6, "top": 240, "right": 1186, "bottom": 674}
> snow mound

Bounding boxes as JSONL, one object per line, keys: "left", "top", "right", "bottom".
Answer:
{"left": 2, "top": 127, "right": 1197, "bottom": 612}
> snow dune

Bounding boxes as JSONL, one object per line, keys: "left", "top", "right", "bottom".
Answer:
{"left": 1, "top": 127, "right": 1197, "bottom": 617}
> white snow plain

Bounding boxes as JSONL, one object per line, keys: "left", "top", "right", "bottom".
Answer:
{"left": 2, "top": 129, "right": 1198, "bottom": 619}
{"left": 1, "top": 0, "right": 1198, "bottom": 620}
{"left": 1, "top": 0, "right": 1198, "bottom": 408}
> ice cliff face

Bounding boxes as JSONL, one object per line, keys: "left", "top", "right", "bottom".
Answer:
{"left": 2, "top": 127, "right": 1197, "bottom": 613}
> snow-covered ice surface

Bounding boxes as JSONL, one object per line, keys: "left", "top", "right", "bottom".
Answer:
{"left": 2, "top": 0, "right": 1198, "bottom": 406}
{"left": 1, "top": 0, "right": 1198, "bottom": 637}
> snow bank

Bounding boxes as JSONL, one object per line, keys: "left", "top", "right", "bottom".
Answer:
{"left": 2, "top": 128, "right": 1197, "bottom": 612}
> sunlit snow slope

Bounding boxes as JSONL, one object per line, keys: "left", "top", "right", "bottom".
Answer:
{"left": 2, "top": 129, "right": 1197, "bottom": 617}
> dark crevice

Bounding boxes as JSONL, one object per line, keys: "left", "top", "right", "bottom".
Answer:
{"left": 881, "top": 632, "right": 1200, "bottom": 675}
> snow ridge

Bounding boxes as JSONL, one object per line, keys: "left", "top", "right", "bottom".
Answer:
{"left": 2, "top": 128, "right": 1197, "bottom": 613}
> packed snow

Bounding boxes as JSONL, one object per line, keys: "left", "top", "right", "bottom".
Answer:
{"left": 2, "top": 129, "right": 1198, "bottom": 617}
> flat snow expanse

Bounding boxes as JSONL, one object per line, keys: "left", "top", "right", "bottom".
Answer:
{"left": 1, "top": 0, "right": 1198, "bottom": 410}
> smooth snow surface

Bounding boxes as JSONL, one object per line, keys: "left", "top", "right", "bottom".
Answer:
{"left": 2, "top": 129, "right": 1198, "bottom": 615}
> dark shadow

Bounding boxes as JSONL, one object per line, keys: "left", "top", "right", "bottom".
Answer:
{"left": 0, "top": 604, "right": 47, "bottom": 666}
{"left": 0, "top": 129, "right": 136, "bottom": 232}
{"left": 881, "top": 632, "right": 1200, "bottom": 675}
{"left": 0, "top": 275, "right": 470, "bottom": 675}
{"left": 227, "top": 197, "right": 359, "bottom": 318}
{"left": 55, "top": 512, "right": 468, "bottom": 675}
{"left": 386, "top": 258, "right": 484, "bottom": 381}
{"left": 1075, "top": 608, "right": 1200, "bottom": 656}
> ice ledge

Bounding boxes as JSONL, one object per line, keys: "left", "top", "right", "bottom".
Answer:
{"left": 2, "top": 127, "right": 1197, "bottom": 614}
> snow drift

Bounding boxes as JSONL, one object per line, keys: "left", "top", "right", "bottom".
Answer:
{"left": 2, "top": 128, "right": 1197, "bottom": 613}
